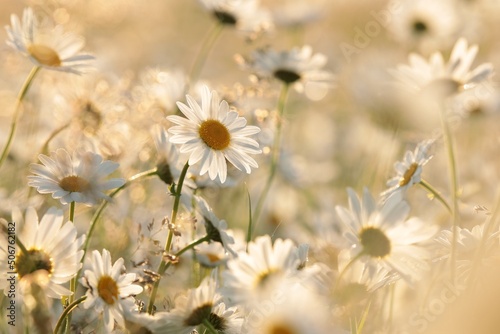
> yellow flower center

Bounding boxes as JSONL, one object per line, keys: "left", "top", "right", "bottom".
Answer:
{"left": 184, "top": 303, "right": 212, "bottom": 326}
{"left": 16, "top": 248, "right": 54, "bottom": 279}
{"left": 269, "top": 324, "right": 296, "bottom": 334}
{"left": 273, "top": 69, "right": 301, "bottom": 84}
{"left": 199, "top": 119, "right": 231, "bottom": 150}
{"left": 59, "top": 175, "right": 90, "bottom": 192}
{"left": 97, "top": 275, "right": 119, "bottom": 305}
{"left": 359, "top": 226, "right": 391, "bottom": 258}
{"left": 27, "top": 44, "right": 61, "bottom": 67}
{"left": 206, "top": 253, "right": 222, "bottom": 263}
{"left": 399, "top": 162, "right": 419, "bottom": 186}
{"left": 255, "top": 269, "right": 280, "bottom": 289}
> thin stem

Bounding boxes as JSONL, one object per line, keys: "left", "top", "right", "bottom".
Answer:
{"left": 245, "top": 186, "right": 253, "bottom": 249}
{"left": 76, "top": 168, "right": 158, "bottom": 283}
{"left": 53, "top": 296, "right": 87, "bottom": 334}
{"left": 65, "top": 202, "right": 76, "bottom": 333}
{"left": 40, "top": 123, "right": 71, "bottom": 155}
{"left": 333, "top": 252, "right": 364, "bottom": 292}
{"left": 147, "top": 161, "right": 190, "bottom": 314}
{"left": 438, "top": 102, "right": 460, "bottom": 284}
{"left": 251, "top": 84, "right": 290, "bottom": 235}
{"left": 419, "top": 179, "right": 452, "bottom": 214}
{"left": 189, "top": 22, "right": 224, "bottom": 84}
{"left": 0, "top": 66, "right": 41, "bottom": 170}
{"left": 202, "top": 318, "right": 219, "bottom": 334}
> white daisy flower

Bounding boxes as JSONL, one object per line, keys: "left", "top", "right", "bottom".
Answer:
{"left": 0, "top": 207, "right": 84, "bottom": 298}
{"left": 391, "top": 37, "right": 494, "bottom": 98}
{"left": 222, "top": 235, "right": 302, "bottom": 307}
{"left": 81, "top": 249, "right": 143, "bottom": 333}
{"left": 336, "top": 188, "right": 438, "bottom": 284}
{"left": 167, "top": 85, "right": 262, "bottom": 183}
{"left": 237, "top": 45, "right": 335, "bottom": 99}
{"left": 195, "top": 241, "right": 230, "bottom": 268}
{"left": 243, "top": 285, "right": 336, "bottom": 334}
{"left": 196, "top": 195, "right": 236, "bottom": 256}
{"left": 381, "top": 139, "right": 434, "bottom": 199}
{"left": 159, "top": 276, "right": 243, "bottom": 333}
{"left": 5, "top": 7, "right": 94, "bottom": 73}
{"left": 138, "top": 67, "right": 187, "bottom": 113}
{"left": 334, "top": 249, "right": 398, "bottom": 306}
{"left": 198, "top": 0, "right": 273, "bottom": 34}
{"left": 388, "top": 0, "right": 461, "bottom": 54}
{"left": 28, "top": 149, "right": 125, "bottom": 206}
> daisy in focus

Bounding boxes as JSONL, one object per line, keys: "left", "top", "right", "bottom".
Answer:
{"left": 0, "top": 207, "right": 84, "bottom": 298}
{"left": 391, "top": 37, "right": 494, "bottom": 98}
{"left": 159, "top": 275, "right": 243, "bottom": 334}
{"left": 381, "top": 139, "right": 435, "bottom": 199}
{"left": 336, "top": 188, "right": 438, "bottom": 284}
{"left": 198, "top": 0, "right": 273, "bottom": 35}
{"left": 5, "top": 7, "right": 94, "bottom": 73}
{"left": 237, "top": 45, "right": 335, "bottom": 99}
{"left": 80, "top": 249, "right": 143, "bottom": 332}
{"left": 167, "top": 85, "right": 261, "bottom": 183}
{"left": 28, "top": 148, "right": 125, "bottom": 206}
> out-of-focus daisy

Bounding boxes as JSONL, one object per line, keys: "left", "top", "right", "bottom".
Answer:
{"left": 336, "top": 188, "right": 438, "bottom": 284}
{"left": 391, "top": 38, "right": 494, "bottom": 98}
{"left": 28, "top": 149, "right": 125, "bottom": 206}
{"left": 5, "top": 7, "right": 94, "bottom": 74}
{"left": 167, "top": 85, "right": 261, "bottom": 183}
{"left": 81, "top": 249, "right": 143, "bottom": 332}
{"left": 159, "top": 276, "right": 243, "bottom": 333}
{"left": 0, "top": 207, "right": 84, "bottom": 298}
{"left": 137, "top": 67, "right": 187, "bottom": 114}
{"left": 237, "top": 45, "right": 335, "bottom": 99}
{"left": 51, "top": 73, "right": 132, "bottom": 159}
{"left": 389, "top": 0, "right": 461, "bottom": 54}
{"left": 195, "top": 242, "right": 229, "bottom": 267}
{"left": 196, "top": 195, "right": 237, "bottom": 256}
{"left": 243, "top": 285, "right": 336, "bottom": 334}
{"left": 198, "top": 0, "right": 273, "bottom": 35}
{"left": 271, "top": 0, "right": 325, "bottom": 28}
{"left": 381, "top": 139, "right": 434, "bottom": 199}
{"left": 222, "top": 235, "right": 302, "bottom": 307}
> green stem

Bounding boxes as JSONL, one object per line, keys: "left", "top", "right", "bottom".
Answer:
{"left": 0, "top": 66, "right": 41, "bottom": 170}
{"left": 53, "top": 296, "right": 87, "bottom": 334}
{"left": 333, "top": 251, "right": 364, "bottom": 292}
{"left": 76, "top": 168, "right": 158, "bottom": 283}
{"left": 147, "top": 161, "right": 190, "bottom": 314}
{"left": 419, "top": 179, "right": 452, "bottom": 214}
{"left": 189, "top": 22, "right": 224, "bottom": 84}
{"left": 65, "top": 202, "right": 76, "bottom": 334}
{"left": 438, "top": 101, "right": 460, "bottom": 283}
{"left": 202, "top": 318, "right": 219, "bottom": 334}
{"left": 251, "top": 84, "right": 290, "bottom": 236}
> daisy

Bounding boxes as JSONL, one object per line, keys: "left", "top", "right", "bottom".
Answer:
{"left": 81, "top": 249, "right": 143, "bottom": 332}
{"left": 221, "top": 235, "right": 303, "bottom": 307}
{"left": 237, "top": 45, "right": 335, "bottom": 97}
{"left": 198, "top": 0, "right": 273, "bottom": 35}
{"left": 5, "top": 7, "right": 94, "bottom": 74}
{"left": 137, "top": 67, "right": 187, "bottom": 113}
{"left": 195, "top": 242, "right": 229, "bottom": 267}
{"left": 51, "top": 73, "right": 132, "bottom": 159}
{"left": 391, "top": 38, "right": 494, "bottom": 98}
{"left": 243, "top": 285, "right": 336, "bottom": 334}
{"left": 28, "top": 148, "right": 125, "bottom": 206}
{"left": 336, "top": 188, "right": 438, "bottom": 284}
{"left": 0, "top": 207, "right": 84, "bottom": 298}
{"left": 381, "top": 139, "right": 435, "bottom": 199}
{"left": 196, "top": 195, "right": 237, "bottom": 256}
{"left": 159, "top": 276, "right": 243, "bottom": 333}
{"left": 388, "top": 0, "right": 461, "bottom": 54}
{"left": 167, "top": 85, "right": 261, "bottom": 183}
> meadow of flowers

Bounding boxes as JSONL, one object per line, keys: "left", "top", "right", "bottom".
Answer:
{"left": 0, "top": 0, "right": 499, "bottom": 333}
